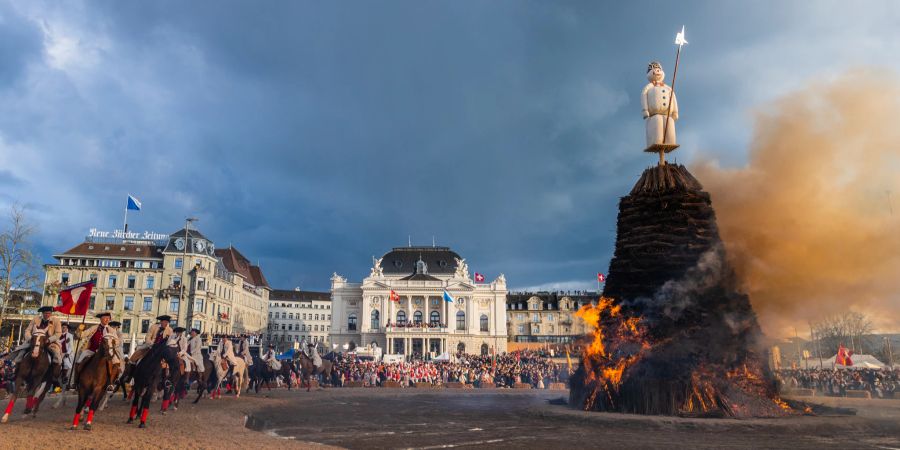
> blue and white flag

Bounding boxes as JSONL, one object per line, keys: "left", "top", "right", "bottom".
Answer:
{"left": 442, "top": 290, "right": 455, "bottom": 303}
{"left": 126, "top": 195, "right": 142, "bottom": 211}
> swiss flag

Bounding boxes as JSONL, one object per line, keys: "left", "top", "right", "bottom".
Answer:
{"left": 474, "top": 273, "right": 485, "bottom": 282}
{"left": 55, "top": 280, "right": 95, "bottom": 316}
{"left": 597, "top": 273, "right": 606, "bottom": 283}
{"left": 389, "top": 290, "right": 400, "bottom": 302}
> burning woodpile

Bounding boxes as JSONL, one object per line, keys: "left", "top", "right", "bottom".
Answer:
{"left": 569, "top": 164, "right": 792, "bottom": 417}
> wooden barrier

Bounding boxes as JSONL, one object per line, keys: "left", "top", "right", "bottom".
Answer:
{"left": 383, "top": 381, "right": 401, "bottom": 388}
{"left": 445, "top": 382, "right": 473, "bottom": 389}
{"left": 548, "top": 383, "right": 567, "bottom": 390}
{"left": 786, "top": 388, "right": 814, "bottom": 397}
{"left": 344, "top": 381, "right": 364, "bottom": 388}
{"left": 514, "top": 383, "right": 532, "bottom": 389}
{"left": 478, "top": 384, "right": 498, "bottom": 389}
{"left": 846, "top": 389, "right": 871, "bottom": 399}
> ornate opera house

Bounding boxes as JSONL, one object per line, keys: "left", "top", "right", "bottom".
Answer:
{"left": 330, "top": 246, "right": 508, "bottom": 357}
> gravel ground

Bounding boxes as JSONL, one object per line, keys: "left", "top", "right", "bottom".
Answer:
{"left": 1, "top": 388, "right": 899, "bottom": 450}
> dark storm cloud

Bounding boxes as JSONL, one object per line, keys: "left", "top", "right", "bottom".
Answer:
{"left": 1, "top": 1, "right": 899, "bottom": 292}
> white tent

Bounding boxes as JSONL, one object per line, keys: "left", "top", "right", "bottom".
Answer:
{"left": 802, "top": 354, "right": 886, "bottom": 369}
{"left": 432, "top": 352, "right": 451, "bottom": 362}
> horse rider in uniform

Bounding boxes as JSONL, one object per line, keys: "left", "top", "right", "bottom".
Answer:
{"left": 129, "top": 315, "right": 173, "bottom": 366}
{"left": 12, "top": 306, "right": 63, "bottom": 377}
{"left": 184, "top": 328, "right": 204, "bottom": 374}
{"left": 168, "top": 327, "right": 188, "bottom": 374}
{"left": 304, "top": 341, "right": 322, "bottom": 373}
{"left": 263, "top": 344, "right": 281, "bottom": 371}
{"left": 219, "top": 336, "right": 241, "bottom": 376}
{"left": 58, "top": 322, "right": 75, "bottom": 375}
{"left": 74, "top": 311, "right": 122, "bottom": 377}
{"left": 237, "top": 334, "right": 253, "bottom": 367}
{"left": 108, "top": 320, "right": 127, "bottom": 375}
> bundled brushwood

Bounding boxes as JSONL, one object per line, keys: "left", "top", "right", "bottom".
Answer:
{"left": 569, "top": 164, "right": 784, "bottom": 418}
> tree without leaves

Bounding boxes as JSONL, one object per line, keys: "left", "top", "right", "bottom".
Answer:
{"left": 0, "top": 204, "right": 41, "bottom": 335}
{"left": 812, "top": 312, "right": 875, "bottom": 356}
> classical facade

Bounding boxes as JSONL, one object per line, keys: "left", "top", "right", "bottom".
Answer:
{"left": 505, "top": 291, "right": 598, "bottom": 343}
{"left": 41, "top": 226, "right": 270, "bottom": 352}
{"left": 330, "top": 246, "right": 508, "bottom": 357}
{"left": 265, "top": 289, "right": 331, "bottom": 352}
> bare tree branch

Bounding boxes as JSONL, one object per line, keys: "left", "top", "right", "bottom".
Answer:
{"left": 0, "top": 203, "right": 41, "bottom": 333}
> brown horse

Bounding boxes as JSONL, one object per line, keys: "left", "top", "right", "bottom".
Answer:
{"left": 191, "top": 352, "right": 220, "bottom": 403}
{"left": 71, "top": 335, "right": 121, "bottom": 430}
{"left": 296, "top": 352, "right": 332, "bottom": 392}
{"left": 2, "top": 333, "right": 54, "bottom": 423}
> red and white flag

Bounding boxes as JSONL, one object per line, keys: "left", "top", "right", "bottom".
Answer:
{"left": 389, "top": 290, "right": 400, "bottom": 302}
{"left": 474, "top": 273, "right": 485, "bottom": 282}
{"left": 597, "top": 273, "right": 606, "bottom": 283}
{"left": 54, "top": 280, "right": 95, "bottom": 316}
{"left": 836, "top": 343, "right": 854, "bottom": 366}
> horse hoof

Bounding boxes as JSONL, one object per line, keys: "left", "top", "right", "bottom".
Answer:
{"left": 138, "top": 422, "right": 146, "bottom": 429}
{"left": 1, "top": 414, "right": 8, "bottom": 423}
{"left": 70, "top": 425, "right": 78, "bottom": 430}
{"left": 127, "top": 418, "right": 133, "bottom": 424}
{"left": 84, "top": 423, "right": 92, "bottom": 431}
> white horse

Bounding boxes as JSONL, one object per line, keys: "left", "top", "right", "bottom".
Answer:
{"left": 209, "top": 352, "right": 248, "bottom": 398}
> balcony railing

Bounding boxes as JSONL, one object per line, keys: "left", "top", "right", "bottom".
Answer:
{"left": 384, "top": 326, "right": 448, "bottom": 333}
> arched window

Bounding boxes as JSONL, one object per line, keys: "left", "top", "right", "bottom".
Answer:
{"left": 430, "top": 311, "right": 440, "bottom": 327}
{"left": 348, "top": 313, "right": 357, "bottom": 331}
{"left": 397, "top": 310, "right": 407, "bottom": 326}
{"left": 456, "top": 311, "right": 465, "bottom": 331}
{"left": 480, "top": 314, "right": 489, "bottom": 332}
{"left": 371, "top": 310, "right": 380, "bottom": 329}
{"left": 413, "top": 311, "right": 423, "bottom": 325}
{"left": 457, "top": 342, "right": 465, "bottom": 353}
{"left": 480, "top": 343, "right": 489, "bottom": 356}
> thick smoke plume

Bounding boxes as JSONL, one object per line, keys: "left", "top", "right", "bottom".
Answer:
{"left": 693, "top": 70, "right": 900, "bottom": 335}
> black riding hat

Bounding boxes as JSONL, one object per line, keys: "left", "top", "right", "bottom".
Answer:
{"left": 95, "top": 311, "right": 112, "bottom": 318}
{"left": 109, "top": 321, "right": 121, "bottom": 327}
{"left": 38, "top": 306, "right": 54, "bottom": 313}
{"left": 190, "top": 328, "right": 200, "bottom": 334}
{"left": 173, "top": 326, "right": 186, "bottom": 333}
{"left": 156, "top": 315, "right": 172, "bottom": 322}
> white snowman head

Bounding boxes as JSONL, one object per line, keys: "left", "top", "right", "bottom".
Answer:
{"left": 647, "top": 61, "right": 665, "bottom": 84}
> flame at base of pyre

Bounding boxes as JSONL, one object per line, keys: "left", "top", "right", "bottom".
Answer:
{"left": 570, "top": 298, "right": 792, "bottom": 418}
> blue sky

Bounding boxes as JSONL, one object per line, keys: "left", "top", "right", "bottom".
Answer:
{"left": 1, "top": 1, "right": 899, "bottom": 292}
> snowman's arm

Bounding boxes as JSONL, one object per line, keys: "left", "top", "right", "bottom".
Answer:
{"left": 670, "top": 92, "right": 679, "bottom": 121}
{"left": 641, "top": 84, "right": 651, "bottom": 119}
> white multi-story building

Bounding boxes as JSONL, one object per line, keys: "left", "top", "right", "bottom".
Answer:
{"left": 264, "top": 289, "right": 332, "bottom": 352}
{"left": 330, "top": 246, "right": 508, "bottom": 357}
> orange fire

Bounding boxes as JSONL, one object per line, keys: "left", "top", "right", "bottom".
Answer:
{"left": 575, "top": 297, "right": 649, "bottom": 409}
{"left": 575, "top": 297, "right": 791, "bottom": 417}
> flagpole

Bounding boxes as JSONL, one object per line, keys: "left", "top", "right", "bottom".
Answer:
{"left": 123, "top": 195, "right": 129, "bottom": 234}
{"left": 67, "top": 313, "right": 88, "bottom": 390}
{"left": 661, "top": 26, "right": 686, "bottom": 166}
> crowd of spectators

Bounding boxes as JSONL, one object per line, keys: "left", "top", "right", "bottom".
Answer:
{"left": 776, "top": 368, "right": 899, "bottom": 399}
{"left": 326, "top": 351, "right": 565, "bottom": 389}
